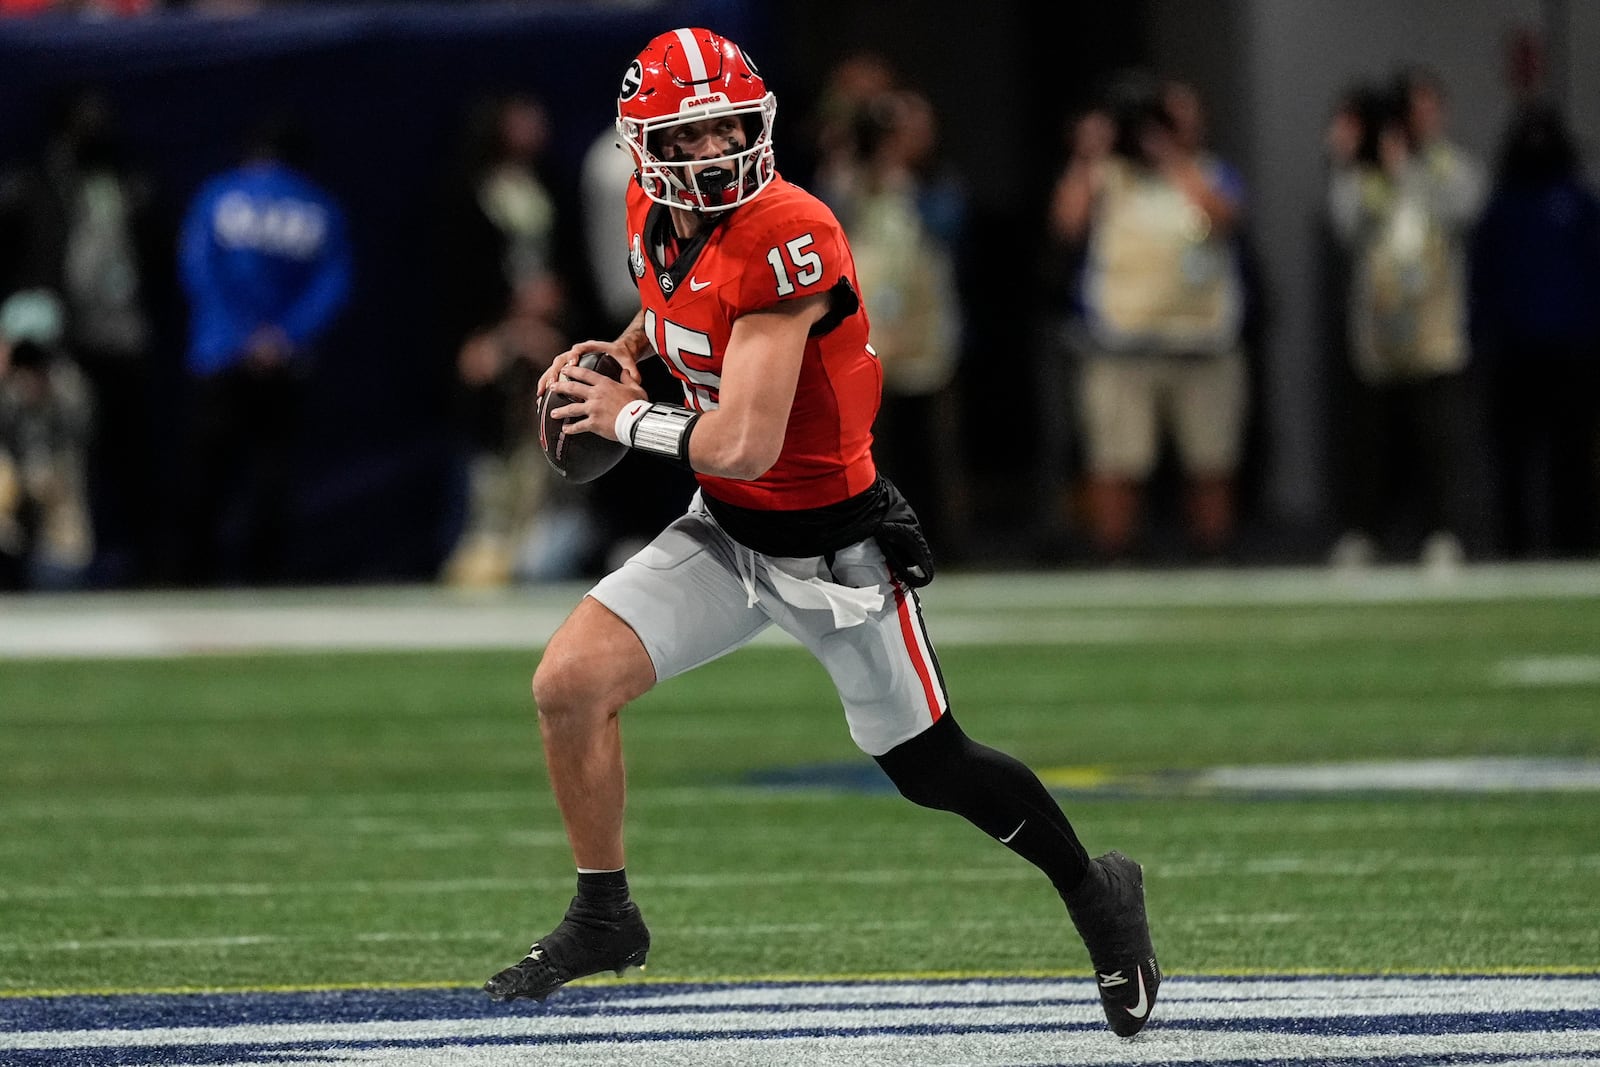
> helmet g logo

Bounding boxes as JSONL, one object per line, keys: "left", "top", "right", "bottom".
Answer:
{"left": 620, "top": 60, "right": 643, "bottom": 101}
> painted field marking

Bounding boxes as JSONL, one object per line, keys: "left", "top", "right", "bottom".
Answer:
{"left": 1198, "top": 757, "right": 1600, "bottom": 792}
{"left": 1, "top": 976, "right": 1598, "bottom": 1066}
{"left": 1494, "top": 655, "right": 1600, "bottom": 687}
{"left": 1034, "top": 757, "right": 1600, "bottom": 795}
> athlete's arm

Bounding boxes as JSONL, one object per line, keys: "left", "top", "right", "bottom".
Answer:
{"left": 549, "top": 293, "right": 825, "bottom": 480}
{"left": 686, "top": 292, "right": 828, "bottom": 481}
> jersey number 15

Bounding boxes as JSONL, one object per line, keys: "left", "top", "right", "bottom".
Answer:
{"left": 765, "top": 233, "right": 822, "bottom": 296}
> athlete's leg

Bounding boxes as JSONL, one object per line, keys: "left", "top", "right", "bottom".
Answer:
{"left": 535, "top": 500, "right": 769, "bottom": 870}
{"left": 862, "top": 596, "right": 1159, "bottom": 1038}
{"left": 487, "top": 502, "right": 771, "bottom": 1002}
{"left": 874, "top": 711, "right": 1090, "bottom": 895}
{"left": 482, "top": 597, "right": 657, "bottom": 1004}
{"left": 759, "top": 541, "right": 1090, "bottom": 889}
{"left": 862, "top": 593, "right": 1158, "bottom": 1038}
{"left": 531, "top": 596, "right": 658, "bottom": 871}
{"left": 775, "top": 539, "right": 1158, "bottom": 1036}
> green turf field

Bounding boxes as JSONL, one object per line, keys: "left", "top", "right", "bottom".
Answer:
{"left": 2, "top": 573, "right": 1598, "bottom": 995}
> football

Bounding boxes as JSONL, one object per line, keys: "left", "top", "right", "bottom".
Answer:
{"left": 538, "top": 351, "right": 629, "bottom": 483}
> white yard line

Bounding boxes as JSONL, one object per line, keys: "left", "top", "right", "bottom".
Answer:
{"left": 1197, "top": 757, "right": 1600, "bottom": 792}
{"left": 1494, "top": 654, "right": 1600, "bottom": 687}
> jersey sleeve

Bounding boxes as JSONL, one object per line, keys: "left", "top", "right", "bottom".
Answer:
{"left": 733, "top": 202, "right": 852, "bottom": 316}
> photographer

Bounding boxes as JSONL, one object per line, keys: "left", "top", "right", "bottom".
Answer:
{"left": 1050, "top": 74, "right": 1249, "bottom": 563}
{"left": 1325, "top": 69, "right": 1485, "bottom": 572}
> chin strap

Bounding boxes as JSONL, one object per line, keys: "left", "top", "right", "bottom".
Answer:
{"left": 614, "top": 399, "right": 701, "bottom": 466}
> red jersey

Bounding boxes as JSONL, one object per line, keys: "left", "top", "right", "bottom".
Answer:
{"left": 625, "top": 174, "right": 880, "bottom": 511}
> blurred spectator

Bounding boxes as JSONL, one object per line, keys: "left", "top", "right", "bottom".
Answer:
{"left": 1326, "top": 68, "right": 1486, "bottom": 573}
{"left": 807, "top": 51, "right": 898, "bottom": 192}
{"left": 1471, "top": 102, "right": 1600, "bottom": 557}
{"left": 1036, "top": 106, "right": 1114, "bottom": 547}
{"left": 0, "top": 89, "right": 165, "bottom": 586}
{"left": 172, "top": 118, "right": 352, "bottom": 586}
{"left": 822, "top": 88, "right": 971, "bottom": 558}
{"left": 436, "top": 93, "right": 587, "bottom": 587}
{"left": 1048, "top": 107, "right": 1117, "bottom": 252}
{"left": 1503, "top": 25, "right": 1548, "bottom": 109}
{"left": 1050, "top": 74, "right": 1249, "bottom": 563}
{"left": 0, "top": 290, "right": 94, "bottom": 589}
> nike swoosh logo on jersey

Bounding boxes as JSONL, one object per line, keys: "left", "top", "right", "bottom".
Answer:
{"left": 688, "top": 276, "right": 711, "bottom": 291}
{"left": 999, "top": 820, "right": 1025, "bottom": 844}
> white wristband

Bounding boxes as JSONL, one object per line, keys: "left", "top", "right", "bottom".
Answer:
{"left": 614, "top": 399, "right": 650, "bottom": 447}
{"left": 614, "top": 400, "right": 701, "bottom": 464}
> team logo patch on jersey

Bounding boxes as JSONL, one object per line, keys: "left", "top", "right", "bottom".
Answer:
{"left": 630, "top": 234, "right": 646, "bottom": 279}
{"left": 659, "top": 272, "right": 675, "bottom": 293}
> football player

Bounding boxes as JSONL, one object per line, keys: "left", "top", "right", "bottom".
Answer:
{"left": 483, "top": 27, "right": 1160, "bottom": 1038}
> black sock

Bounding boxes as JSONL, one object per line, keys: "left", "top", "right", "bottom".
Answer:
{"left": 576, "top": 869, "right": 631, "bottom": 910}
{"left": 875, "top": 712, "right": 1092, "bottom": 897}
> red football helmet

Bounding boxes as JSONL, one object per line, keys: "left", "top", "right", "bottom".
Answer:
{"left": 616, "top": 27, "right": 777, "bottom": 213}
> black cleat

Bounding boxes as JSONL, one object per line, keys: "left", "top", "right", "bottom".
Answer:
{"left": 484, "top": 897, "right": 650, "bottom": 1002}
{"left": 1066, "top": 850, "right": 1161, "bottom": 1038}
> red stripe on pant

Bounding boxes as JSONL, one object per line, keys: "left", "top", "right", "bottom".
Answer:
{"left": 893, "top": 581, "right": 942, "bottom": 722}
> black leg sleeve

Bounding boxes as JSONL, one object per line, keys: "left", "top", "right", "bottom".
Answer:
{"left": 874, "top": 712, "right": 1091, "bottom": 896}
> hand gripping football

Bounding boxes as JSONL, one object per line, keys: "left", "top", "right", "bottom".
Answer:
{"left": 538, "top": 351, "right": 629, "bottom": 483}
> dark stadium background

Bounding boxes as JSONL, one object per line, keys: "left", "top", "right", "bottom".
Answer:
{"left": 0, "top": 0, "right": 1590, "bottom": 582}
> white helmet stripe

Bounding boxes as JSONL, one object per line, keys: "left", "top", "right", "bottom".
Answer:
{"left": 674, "top": 27, "right": 711, "bottom": 93}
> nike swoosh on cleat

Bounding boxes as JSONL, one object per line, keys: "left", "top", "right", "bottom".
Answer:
{"left": 1124, "top": 967, "right": 1149, "bottom": 1019}
{"left": 999, "top": 820, "right": 1026, "bottom": 844}
{"left": 688, "top": 277, "right": 711, "bottom": 291}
